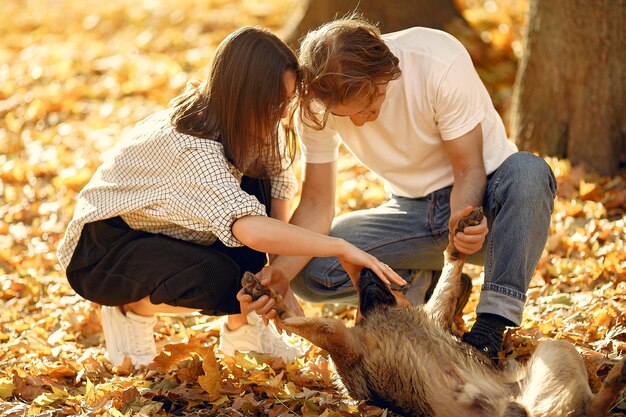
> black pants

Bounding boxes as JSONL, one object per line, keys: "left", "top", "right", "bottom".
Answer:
{"left": 66, "top": 176, "right": 270, "bottom": 316}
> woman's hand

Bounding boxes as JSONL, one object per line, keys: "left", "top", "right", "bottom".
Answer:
{"left": 245, "top": 265, "right": 305, "bottom": 332}
{"left": 236, "top": 287, "right": 275, "bottom": 318}
{"left": 336, "top": 240, "right": 407, "bottom": 288}
{"left": 448, "top": 206, "right": 488, "bottom": 255}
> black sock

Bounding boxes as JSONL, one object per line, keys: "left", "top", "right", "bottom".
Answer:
{"left": 462, "top": 313, "right": 515, "bottom": 359}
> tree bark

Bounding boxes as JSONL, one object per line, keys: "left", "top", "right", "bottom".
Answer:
{"left": 280, "top": 0, "right": 467, "bottom": 47}
{"left": 510, "top": 0, "right": 626, "bottom": 175}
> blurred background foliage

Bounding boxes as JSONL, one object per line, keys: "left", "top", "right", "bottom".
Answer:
{"left": 1, "top": 1, "right": 624, "bottom": 416}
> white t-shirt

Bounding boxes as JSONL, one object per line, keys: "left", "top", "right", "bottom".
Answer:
{"left": 297, "top": 27, "right": 517, "bottom": 198}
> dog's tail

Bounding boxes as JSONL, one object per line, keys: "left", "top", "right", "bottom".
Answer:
{"left": 517, "top": 340, "right": 592, "bottom": 417}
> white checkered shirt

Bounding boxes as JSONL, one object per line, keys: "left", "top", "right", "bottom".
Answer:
{"left": 57, "top": 110, "right": 298, "bottom": 270}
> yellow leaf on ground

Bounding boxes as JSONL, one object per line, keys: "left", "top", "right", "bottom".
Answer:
{"left": 150, "top": 336, "right": 205, "bottom": 371}
{"left": 32, "top": 385, "right": 70, "bottom": 406}
{"left": 0, "top": 378, "right": 15, "bottom": 399}
{"left": 198, "top": 346, "right": 223, "bottom": 401}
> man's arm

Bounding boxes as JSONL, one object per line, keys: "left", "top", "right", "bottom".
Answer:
{"left": 443, "top": 123, "right": 489, "bottom": 255}
{"left": 270, "top": 198, "right": 291, "bottom": 223}
{"left": 267, "top": 198, "right": 291, "bottom": 263}
{"left": 266, "top": 161, "right": 337, "bottom": 280}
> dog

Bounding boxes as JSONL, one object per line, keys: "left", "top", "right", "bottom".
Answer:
{"left": 242, "top": 207, "right": 626, "bottom": 417}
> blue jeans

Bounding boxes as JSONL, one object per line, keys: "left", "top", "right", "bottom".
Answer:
{"left": 291, "top": 152, "right": 557, "bottom": 325}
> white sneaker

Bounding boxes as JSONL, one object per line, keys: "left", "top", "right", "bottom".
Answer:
{"left": 100, "top": 306, "right": 157, "bottom": 367}
{"left": 218, "top": 313, "right": 302, "bottom": 362}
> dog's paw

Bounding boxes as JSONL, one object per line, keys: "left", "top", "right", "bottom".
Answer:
{"left": 241, "top": 271, "right": 270, "bottom": 300}
{"left": 240, "top": 271, "right": 294, "bottom": 319}
{"left": 448, "top": 207, "right": 484, "bottom": 260}
{"left": 455, "top": 207, "right": 484, "bottom": 233}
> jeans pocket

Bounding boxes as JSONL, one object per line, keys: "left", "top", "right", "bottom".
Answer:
{"left": 430, "top": 187, "right": 452, "bottom": 237}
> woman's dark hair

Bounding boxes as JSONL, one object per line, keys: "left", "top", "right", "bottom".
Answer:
{"left": 298, "top": 15, "right": 401, "bottom": 130}
{"left": 170, "top": 26, "right": 299, "bottom": 177}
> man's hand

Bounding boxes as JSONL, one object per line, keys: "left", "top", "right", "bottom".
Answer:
{"left": 448, "top": 206, "right": 488, "bottom": 255}
{"left": 255, "top": 265, "right": 305, "bottom": 326}
{"left": 443, "top": 123, "right": 488, "bottom": 256}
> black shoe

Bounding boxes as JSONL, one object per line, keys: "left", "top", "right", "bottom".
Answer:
{"left": 462, "top": 313, "right": 515, "bottom": 362}
{"left": 424, "top": 272, "right": 473, "bottom": 318}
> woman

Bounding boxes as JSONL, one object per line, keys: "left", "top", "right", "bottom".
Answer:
{"left": 57, "top": 26, "right": 404, "bottom": 367}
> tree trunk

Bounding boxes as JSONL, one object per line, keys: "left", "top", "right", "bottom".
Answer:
{"left": 510, "top": 0, "right": 626, "bottom": 175}
{"left": 280, "top": 0, "right": 467, "bottom": 47}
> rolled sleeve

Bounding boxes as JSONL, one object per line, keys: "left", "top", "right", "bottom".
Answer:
{"left": 271, "top": 167, "right": 298, "bottom": 200}
{"left": 170, "top": 147, "right": 267, "bottom": 247}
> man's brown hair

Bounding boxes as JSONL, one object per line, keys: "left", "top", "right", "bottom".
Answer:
{"left": 298, "top": 15, "right": 402, "bottom": 129}
{"left": 170, "top": 26, "right": 299, "bottom": 177}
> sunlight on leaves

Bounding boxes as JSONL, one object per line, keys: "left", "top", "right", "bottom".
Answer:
{"left": 1, "top": 0, "right": 624, "bottom": 416}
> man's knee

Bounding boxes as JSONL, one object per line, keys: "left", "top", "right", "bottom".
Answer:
{"left": 498, "top": 152, "right": 556, "bottom": 204}
{"left": 291, "top": 259, "right": 356, "bottom": 304}
{"left": 291, "top": 273, "right": 328, "bottom": 303}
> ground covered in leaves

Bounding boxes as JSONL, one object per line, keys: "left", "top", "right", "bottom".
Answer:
{"left": 1, "top": 0, "right": 625, "bottom": 416}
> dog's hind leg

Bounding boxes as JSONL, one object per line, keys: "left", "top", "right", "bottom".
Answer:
{"left": 519, "top": 340, "right": 606, "bottom": 416}
{"left": 587, "top": 357, "right": 626, "bottom": 417}
{"left": 426, "top": 207, "right": 483, "bottom": 328}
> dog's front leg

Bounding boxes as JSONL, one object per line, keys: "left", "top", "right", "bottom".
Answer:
{"left": 425, "top": 207, "right": 483, "bottom": 329}
{"left": 280, "top": 317, "right": 352, "bottom": 353}
{"left": 281, "top": 317, "right": 364, "bottom": 371}
{"left": 240, "top": 272, "right": 362, "bottom": 365}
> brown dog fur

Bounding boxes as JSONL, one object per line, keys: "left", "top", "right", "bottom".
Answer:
{"left": 251, "top": 207, "right": 626, "bottom": 416}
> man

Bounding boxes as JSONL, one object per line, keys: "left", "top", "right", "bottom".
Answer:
{"left": 254, "top": 17, "right": 556, "bottom": 359}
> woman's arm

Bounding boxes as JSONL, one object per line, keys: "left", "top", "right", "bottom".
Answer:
{"left": 232, "top": 215, "right": 406, "bottom": 287}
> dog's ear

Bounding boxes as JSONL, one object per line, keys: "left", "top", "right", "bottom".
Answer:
{"left": 391, "top": 289, "right": 412, "bottom": 307}
{"left": 281, "top": 317, "right": 361, "bottom": 362}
